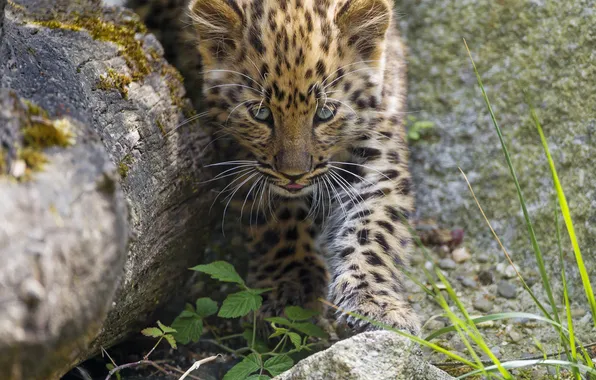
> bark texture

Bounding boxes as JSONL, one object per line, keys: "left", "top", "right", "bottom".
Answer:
{"left": 0, "top": 0, "right": 213, "bottom": 378}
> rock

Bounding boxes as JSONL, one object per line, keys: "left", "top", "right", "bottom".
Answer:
{"left": 478, "top": 270, "right": 494, "bottom": 285}
{"left": 476, "top": 253, "right": 490, "bottom": 263}
{"left": 402, "top": 0, "right": 595, "bottom": 296}
{"left": 473, "top": 297, "right": 493, "bottom": 312}
{"left": 497, "top": 280, "right": 517, "bottom": 299}
{"left": 458, "top": 276, "right": 478, "bottom": 288}
{"left": 274, "top": 331, "right": 455, "bottom": 380}
{"left": 496, "top": 262, "right": 520, "bottom": 279}
{"left": 507, "top": 329, "right": 523, "bottom": 343}
{"left": 438, "top": 258, "right": 457, "bottom": 270}
{"left": 452, "top": 247, "right": 471, "bottom": 263}
{"left": 425, "top": 319, "right": 446, "bottom": 331}
{"left": 0, "top": 1, "right": 214, "bottom": 378}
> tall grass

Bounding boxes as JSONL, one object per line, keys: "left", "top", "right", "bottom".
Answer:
{"left": 361, "top": 40, "right": 596, "bottom": 379}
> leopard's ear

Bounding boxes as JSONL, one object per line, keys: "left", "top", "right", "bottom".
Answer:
{"left": 335, "top": 0, "right": 392, "bottom": 60}
{"left": 188, "top": 0, "right": 243, "bottom": 63}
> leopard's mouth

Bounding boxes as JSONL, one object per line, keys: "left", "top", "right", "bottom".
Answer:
{"left": 271, "top": 183, "right": 313, "bottom": 197}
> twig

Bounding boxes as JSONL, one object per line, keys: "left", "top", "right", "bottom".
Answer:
{"left": 162, "top": 364, "right": 203, "bottom": 380}
{"left": 432, "top": 342, "right": 596, "bottom": 368}
{"left": 178, "top": 354, "right": 221, "bottom": 380}
{"left": 104, "top": 359, "right": 172, "bottom": 380}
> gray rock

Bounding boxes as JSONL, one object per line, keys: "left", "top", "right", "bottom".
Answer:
{"left": 476, "top": 254, "right": 490, "bottom": 263}
{"left": 497, "top": 280, "right": 517, "bottom": 299}
{"left": 478, "top": 270, "right": 494, "bottom": 285}
{"left": 458, "top": 276, "right": 478, "bottom": 288}
{"left": 401, "top": 0, "right": 595, "bottom": 297}
{"left": 0, "top": 1, "right": 213, "bottom": 378}
{"left": 473, "top": 297, "right": 493, "bottom": 312}
{"left": 274, "top": 331, "right": 454, "bottom": 380}
{"left": 438, "top": 258, "right": 457, "bottom": 270}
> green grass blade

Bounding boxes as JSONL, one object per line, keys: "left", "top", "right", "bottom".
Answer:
{"left": 424, "top": 312, "right": 570, "bottom": 341}
{"left": 555, "top": 205, "right": 582, "bottom": 379}
{"left": 457, "top": 359, "right": 596, "bottom": 379}
{"left": 529, "top": 103, "right": 596, "bottom": 327}
{"left": 463, "top": 40, "right": 561, "bottom": 328}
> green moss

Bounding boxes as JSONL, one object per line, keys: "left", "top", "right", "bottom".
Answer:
{"left": 0, "top": 149, "right": 6, "bottom": 175}
{"left": 35, "top": 15, "right": 151, "bottom": 81}
{"left": 97, "top": 68, "right": 132, "bottom": 99}
{"left": 156, "top": 119, "right": 166, "bottom": 136}
{"left": 117, "top": 154, "right": 133, "bottom": 179}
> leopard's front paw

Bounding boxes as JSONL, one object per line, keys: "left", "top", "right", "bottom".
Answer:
{"left": 334, "top": 294, "right": 420, "bottom": 337}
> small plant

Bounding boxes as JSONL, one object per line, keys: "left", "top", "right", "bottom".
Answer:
{"left": 406, "top": 116, "right": 435, "bottom": 142}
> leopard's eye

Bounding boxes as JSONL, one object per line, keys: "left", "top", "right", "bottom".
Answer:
{"left": 315, "top": 106, "right": 335, "bottom": 122}
{"left": 249, "top": 105, "right": 272, "bottom": 122}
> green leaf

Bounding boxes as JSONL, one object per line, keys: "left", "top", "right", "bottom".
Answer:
{"left": 163, "top": 334, "right": 177, "bottom": 349}
{"left": 195, "top": 297, "right": 218, "bottom": 317}
{"left": 184, "top": 303, "right": 195, "bottom": 312}
{"left": 190, "top": 261, "right": 244, "bottom": 285}
{"left": 269, "top": 327, "right": 289, "bottom": 339}
{"left": 264, "top": 355, "right": 293, "bottom": 377}
{"left": 288, "top": 332, "right": 302, "bottom": 349}
{"left": 290, "top": 322, "right": 327, "bottom": 339}
{"left": 223, "top": 354, "right": 261, "bottom": 380}
{"left": 141, "top": 327, "right": 163, "bottom": 338}
{"left": 171, "top": 313, "right": 203, "bottom": 344}
{"left": 245, "top": 375, "right": 270, "bottom": 380}
{"left": 249, "top": 288, "right": 273, "bottom": 295}
{"left": 284, "top": 306, "right": 318, "bottom": 321}
{"left": 219, "top": 291, "right": 262, "bottom": 318}
{"left": 157, "top": 321, "right": 177, "bottom": 334}
{"left": 264, "top": 317, "right": 292, "bottom": 326}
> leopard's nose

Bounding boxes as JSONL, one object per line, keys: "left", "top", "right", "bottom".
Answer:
{"left": 274, "top": 150, "right": 312, "bottom": 178}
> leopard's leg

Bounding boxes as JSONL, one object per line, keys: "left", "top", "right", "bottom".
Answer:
{"left": 243, "top": 198, "right": 329, "bottom": 317}
{"left": 323, "top": 127, "right": 420, "bottom": 335}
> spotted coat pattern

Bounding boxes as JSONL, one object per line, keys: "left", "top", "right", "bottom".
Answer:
{"left": 190, "top": 0, "right": 419, "bottom": 333}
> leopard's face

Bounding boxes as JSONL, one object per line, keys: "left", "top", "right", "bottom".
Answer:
{"left": 190, "top": 0, "right": 392, "bottom": 197}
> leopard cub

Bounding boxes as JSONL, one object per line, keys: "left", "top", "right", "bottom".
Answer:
{"left": 190, "top": 0, "right": 419, "bottom": 334}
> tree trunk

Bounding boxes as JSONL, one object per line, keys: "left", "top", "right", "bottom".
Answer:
{"left": 0, "top": 1, "right": 213, "bottom": 378}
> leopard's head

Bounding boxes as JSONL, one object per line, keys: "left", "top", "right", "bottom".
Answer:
{"left": 190, "top": 0, "right": 393, "bottom": 197}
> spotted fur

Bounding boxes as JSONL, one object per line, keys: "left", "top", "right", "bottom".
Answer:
{"left": 190, "top": 0, "right": 419, "bottom": 334}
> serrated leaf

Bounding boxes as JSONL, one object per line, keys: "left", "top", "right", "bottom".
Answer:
{"left": 195, "top": 297, "right": 218, "bottom": 317}
{"left": 218, "top": 291, "right": 262, "bottom": 318}
{"left": 190, "top": 261, "right": 244, "bottom": 285}
{"left": 269, "top": 327, "right": 289, "bottom": 339}
{"left": 141, "top": 327, "right": 163, "bottom": 338}
{"left": 171, "top": 313, "right": 203, "bottom": 344}
{"left": 245, "top": 375, "right": 270, "bottom": 380}
{"left": 179, "top": 310, "right": 198, "bottom": 318}
{"left": 223, "top": 354, "right": 261, "bottom": 380}
{"left": 288, "top": 332, "right": 302, "bottom": 349}
{"left": 284, "top": 306, "right": 319, "bottom": 321}
{"left": 264, "top": 355, "right": 293, "bottom": 377}
{"left": 163, "top": 334, "right": 177, "bottom": 349}
{"left": 291, "top": 322, "right": 327, "bottom": 339}
{"left": 249, "top": 288, "right": 273, "bottom": 295}
{"left": 157, "top": 321, "right": 177, "bottom": 334}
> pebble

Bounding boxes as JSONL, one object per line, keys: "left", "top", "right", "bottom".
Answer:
{"left": 410, "top": 253, "right": 425, "bottom": 266}
{"left": 570, "top": 308, "right": 586, "bottom": 318}
{"left": 452, "top": 247, "right": 471, "bottom": 263}
{"left": 507, "top": 329, "right": 523, "bottom": 343}
{"left": 457, "top": 276, "right": 478, "bottom": 288}
{"left": 476, "top": 253, "right": 490, "bottom": 263}
{"left": 478, "top": 270, "right": 494, "bottom": 285}
{"left": 473, "top": 297, "right": 493, "bottom": 312}
{"left": 497, "top": 280, "right": 517, "bottom": 299}
{"left": 496, "top": 262, "right": 520, "bottom": 278}
{"left": 438, "top": 258, "right": 456, "bottom": 270}
{"left": 425, "top": 319, "right": 446, "bottom": 330}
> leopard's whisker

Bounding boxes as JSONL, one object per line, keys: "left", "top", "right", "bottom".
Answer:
{"left": 225, "top": 99, "right": 258, "bottom": 126}
{"left": 250, "top": 176, "right": 267, "bottom": 227}
{"left": 328, "top": 164, "right": 381, "bottom": 188}
{"left": 324, "top": 97, "right": 358, "bottom": 118}
{"left": 202, "top": 69, "right": 265, "bottom": 92}
{"left": 327, "top": 170, "right": 365, "bottom": 220}
{"left": 209, "top": 169, "right": 256, "bottom": 213}
{"left": 326, "top": 174, "right": 348, "bottom": 220}
{"left": 199, "top": 165, "right": 255, "bottom": 184}
{"left": 204, "top": 83, "right": 263, "bottom": 95}
{"left": 321, "top": 60, "right": 382, "bottom": 86}
{"left": 241, "top": 174, "right": 263, "bottom": 223}
{"left": 329, "top": 161, "right": 394, "bottom": 183}
{"left": 323, "top": 67, "right": 385, "bottom": 91}
{"left": 204, "top": 160, "right": 258, "bottom": 168}
{"left": 221, "top": 171, "right": 259, "bottom": 234}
